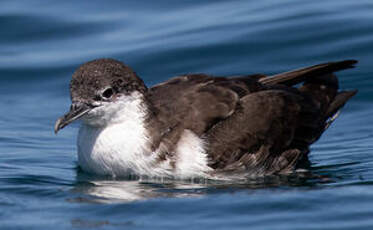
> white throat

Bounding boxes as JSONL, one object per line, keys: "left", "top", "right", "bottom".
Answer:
{"left": 77, "top": 92, "right": 158, "bottom": 177}
{"left": 81, "top": 92, "right": 147, "bottom": 128}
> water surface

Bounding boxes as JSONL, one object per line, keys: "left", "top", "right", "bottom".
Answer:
{"left": 1, "top": 0, "right": 373, "bottom": 229}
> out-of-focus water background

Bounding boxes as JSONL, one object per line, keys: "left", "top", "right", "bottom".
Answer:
{"left": 1, "top": 0, "right": 373, "bottom": 229}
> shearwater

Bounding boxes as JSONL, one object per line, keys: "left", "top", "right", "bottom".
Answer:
{"left": 55, "top": 59, "right": 357, "bottom": 179}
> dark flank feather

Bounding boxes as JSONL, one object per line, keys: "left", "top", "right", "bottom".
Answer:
{"left": 147, "top": 60, "right": 358, "bottom": 175}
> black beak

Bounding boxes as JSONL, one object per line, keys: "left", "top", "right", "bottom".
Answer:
{"left": 54, "top": 102, "right": 93, "bottom": 134}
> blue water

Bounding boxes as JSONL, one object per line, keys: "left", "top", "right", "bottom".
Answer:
{"left": 1, "top": 0, "right": 373, "bottom": 229}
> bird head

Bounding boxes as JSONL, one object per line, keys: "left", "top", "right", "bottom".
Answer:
{"left": 54, "top": 58, "right": 147, "bottom": 133}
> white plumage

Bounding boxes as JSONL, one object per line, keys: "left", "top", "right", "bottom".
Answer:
{"left": 77, "top": 92, "right": 212, "bottom": 178}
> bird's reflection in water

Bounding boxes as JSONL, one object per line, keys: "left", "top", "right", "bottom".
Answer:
{"left": 71, "top": 172, "right": 209, "bottom": 203}
{"left": 70, "top": 169, "right": 328, "bottom": 203}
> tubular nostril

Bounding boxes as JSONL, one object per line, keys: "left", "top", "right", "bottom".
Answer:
{"left": 71, "top": 102, "right": 82, "bottom": 111}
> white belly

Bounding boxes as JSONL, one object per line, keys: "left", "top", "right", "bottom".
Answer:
{"left": 77, "top": 124, "right": 212, "bottom": 178}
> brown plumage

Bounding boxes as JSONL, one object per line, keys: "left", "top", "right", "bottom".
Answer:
{"left": 55, "top": 58, "right": 357, "bottom": 177}
{"left": 146, "top": 60, "right": 357, "bottom": 175}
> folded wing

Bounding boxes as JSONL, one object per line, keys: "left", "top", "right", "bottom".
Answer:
{"left": 148, "top": 60, "right": 357, "bottom": 174}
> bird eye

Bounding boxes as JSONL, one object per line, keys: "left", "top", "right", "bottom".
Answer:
{"left": 101, "top": 87, "right": 114, "bottom": 99}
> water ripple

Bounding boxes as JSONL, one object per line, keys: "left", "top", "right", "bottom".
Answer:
{"left": 1, "top": 0, "right": 373, "bottom": 229}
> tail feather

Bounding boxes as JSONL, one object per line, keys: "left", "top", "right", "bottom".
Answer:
{"left": 326, "top": 90, "right": 358, "bottom": 118}
{"left": 259, "top": 60, "right": 357, "bottom": 121}
{"left": 259, "top": 60, "right": 358, "bottom": 86}
{"left": 260, "top": 60, "right": 358, "bottom": 148}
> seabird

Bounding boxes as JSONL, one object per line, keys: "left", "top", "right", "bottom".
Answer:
{"left": 55, "top": 59, "right": 357, "bottom": 178}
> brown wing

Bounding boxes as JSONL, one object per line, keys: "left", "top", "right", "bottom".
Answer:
{"left": 206, "top": 89, "right": 314, "bottom": 175}
{"left": 146, "top": 73, "right": 265, "bottom": 156}
{"left": 206, "top": 60, "right": 357, "bottom": 175}
{"left": 147, "top": 60, "right": 357, "bottom": 174}
{"left": 148, "top": 73, "right": 265, "bottom": 135}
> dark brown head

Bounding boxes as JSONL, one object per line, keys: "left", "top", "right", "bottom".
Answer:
{"left": 54, "top": 58, "right": 147, "bottom": 133}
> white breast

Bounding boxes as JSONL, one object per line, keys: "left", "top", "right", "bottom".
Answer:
{"left": 77, "top": 121, "right": 163, "bottom": 177}
{"left": 76, "top": 92, "right": 212, "bottom": 178}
